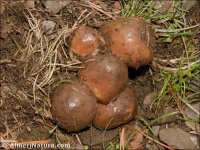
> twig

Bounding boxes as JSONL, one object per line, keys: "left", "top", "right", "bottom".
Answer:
{"left": 87, "top": 1, "right": 115, "bottom": 18}
{"left": 152, "top": 59, "right": 200, "bottom": 73}
{"left": 47, "top": 63, "right": 83, "bottom": 69}
{"left": 142, "top": 133, "right": 174, "bottom": 150}
{"left": 72, "top": 9, "right": 88, "bottom": 28}
{"left": 189, "top": 131, "right": 200, "bottom": 135}
{"left": 80, "top": 1, "right": 115, "bottom": 19}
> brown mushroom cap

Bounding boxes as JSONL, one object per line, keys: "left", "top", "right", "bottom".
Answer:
{"left": 70, "top": 25, "right": 106, "bottom": 57}
{"left": 51, "top": 81, "right": 97, "bottom": 131}
{"left": 78, "top": 54, "right": 128, "bottom": 104}
{"left": 101, "top": 17, "right": 155, "bottom": 69}
{"left": 93, "top": 87, "right": 137, "bottom": 129}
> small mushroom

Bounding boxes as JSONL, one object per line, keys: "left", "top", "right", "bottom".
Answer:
{"left": 78, "top": 54, "right": 128, "bottom": 104}
{"left": 70, "top": 25, "right": 106, "bottom": 57}
{"left": 51, "top": 81, "right": 97, "bottom": 131}
{"left": 101, "top": 17, "right": 155, "bottom": 69}
{"left": 93, "top": 87, "right": 137, "bottom": 129}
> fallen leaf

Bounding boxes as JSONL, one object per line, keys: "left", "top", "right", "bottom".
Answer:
{"left": 159, "top": 127, "right": 197, "bottom": 149}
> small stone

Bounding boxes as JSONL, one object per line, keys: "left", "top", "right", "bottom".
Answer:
{"left": 9, "top": 84, "right": 17, "bottom": 94}
{"left": 155, "top": 81, "right": 164, "bottom": 91}
{"left": 160, "top": 107, "right": 177, "bottom": 123}
{"left": 143, "top": 92, "right": 157, "bottom": 108}
{"left": 185, "top": 102, "right": 200, "bottom": 120}
{"left": 27, "top": 127, "right": 32, "bottom": 132}
{"left": 153, "top": 0, "right": 174, "bottom": 13}
{"left": 159, "top": 128, "right": 197, "bottom": 149}
{"left": 183, "top": 0, "right": 198, "bottom": 11}
{"left": 113, "top": 1, "right": 121, "bottom": 11}
{"left": 152, "top": 126, "right": 160, "bottom": 136}
{"left": 42, "top": 0, "right": 71, "bottom": 14}
{"left": 26, "top": 1, "right": 35, "bottom": 9}
{"left": 1, "top": 85, "right": 11, "bottom": 98}
{"left": 41, "top": 20, "right": 56, "bottom": 35}
{"left": 14, "top": 105, "right": 21, "bottom": 111}
{"left": 185, "top": 121, "right": 200, "bottom": 132}
{"left": 187, "top": 79, "right": 199, "bottom": 91}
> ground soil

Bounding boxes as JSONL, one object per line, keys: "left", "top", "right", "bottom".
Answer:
{"left": 0, "top": 1, "right": 199, "bottom": 149}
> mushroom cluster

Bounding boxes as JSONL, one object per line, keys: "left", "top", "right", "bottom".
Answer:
{"left": 51, "top": 17, "right": 155, "bottom": 132}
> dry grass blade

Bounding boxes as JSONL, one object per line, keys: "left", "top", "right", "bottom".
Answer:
{"left": 142, "top": 133, "right": 175, "bottom": 150}
{"left": 79, "top": 1, "right": 116, "bottom": 19}
{"left": 119, "top": 127, "right": 125, "bottom": 150}
{"left": 152, "top": 59, "right": 200, "bottom": 73}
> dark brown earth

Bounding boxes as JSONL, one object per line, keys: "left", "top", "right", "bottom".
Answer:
{"left": 0, "top": 1, "right": 199, "bottom": 149}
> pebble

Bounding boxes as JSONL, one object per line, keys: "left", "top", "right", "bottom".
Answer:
{"left": 143, "top": 92, "right": 157, "bottom": 108}
{"left": 42, "top": 0, "right": 71, "bottom": 14}
{"left": 160, "top": 107, "right": 177, "bottom": 123}
{"left": 1, "top": 86, "right": 11, "bottom": 99}
{"left": 26, "top": 1, "right": 35, "bottom": 9}
{"left": 41, "top": 20, "right": 56, "bottom": 35}
{"left": 27, "top": 127, "right": 32, "bottom": 132}
{"left": 185, "top": 121, "right": 200, "bottom": 132}
{"left": 153, "top": 0, "right": 174, "bottom": 13}
{"left": 159, "top": 127, "right": 197, "bottom": 149}
{"left": 185, "top": 102, "right": 200, "bottom": 120}
{"left": 14, "top": 105, "right": 21, "bottom": 111}
{"left": 152, "top": 125, "right": 160, "bottom": 136}
{"left": 9, "top": 84, "right": 17, "bottom": 94}
{"left": 183, "top": 0, "right": 198, "bottom": 11}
